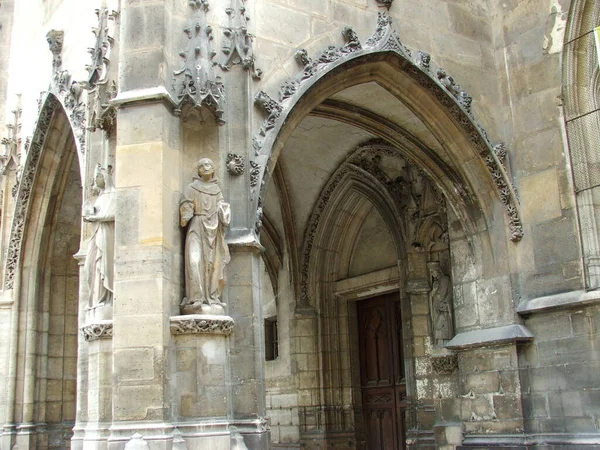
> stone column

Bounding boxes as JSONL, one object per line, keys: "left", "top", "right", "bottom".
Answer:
{"left": 109, "top": 1, "right": 184, "bottom": 446}
{"left": 108, "top": 99, "right": 182, "bottom": 449}
{"left": 226, "top": 245, "right": 269, "bottom": 449}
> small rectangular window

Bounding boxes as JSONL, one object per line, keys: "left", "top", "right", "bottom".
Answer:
{"left": 265, "top": 317, "right": 278, "bottom": 361}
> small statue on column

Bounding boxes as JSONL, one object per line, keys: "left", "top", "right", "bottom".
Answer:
{"left": 83, "top": 164, "right": 116, "bottom": 315}
{"left": 180, "top": 158, "right": 231, "bottom": 315}
{"left": 427, "top": 261, "right": 454, "bottom": 347}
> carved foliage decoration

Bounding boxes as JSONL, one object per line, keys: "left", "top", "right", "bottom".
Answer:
{"left": 170, "top": 315, "right": 234, "bottom": 335}
{"left": 220, "top": 0, "right": 262, "bottom": 79}
{"left": 5, "top": 96, "right": 60, "bottom": 289}
{"left": 86, "top": 8, "right": 119, "bottom": 87}
{"left": 80, "top": 321, "right": 114, "bottom": 342}
{"left": 172, "top": 1, "right": 225, "bottom": 124}
{"left": 85, "top": 8, "right": 120, "bottom": 135}
{"left": 375, "top": 0, "right": 394, "bottom": 7}
{"left": 226, "top": 153, "right": 245, "bottom": 176}
{"left": 253, "top": 12, "right": 523, "bottom": 242}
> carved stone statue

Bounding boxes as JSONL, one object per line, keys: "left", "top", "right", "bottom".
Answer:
{"left": 427, "top": 261, "right": 454, "bottom": 346}
{"left": 180, "top": 158, "right": 231, "bottom": 315}
{"left": 83, "top": 164, "right": 116, "bottom": 312}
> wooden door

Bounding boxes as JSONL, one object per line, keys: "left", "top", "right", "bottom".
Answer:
{"left": 357, "top": 293, "right": 406, "bottom": 450}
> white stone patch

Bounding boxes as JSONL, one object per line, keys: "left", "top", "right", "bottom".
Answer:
{"left": 416, "top": 378, "right": 430, "bottom": 399}
{"left": 415, "top": 357, "right": 431, "bottom": 377}
{"left": 543, "top": 2, "right": 567, "bottom": 54}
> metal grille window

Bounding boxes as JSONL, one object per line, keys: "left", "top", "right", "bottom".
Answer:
{"left": 563, "top": 9, "right": 600, "bottom": 289}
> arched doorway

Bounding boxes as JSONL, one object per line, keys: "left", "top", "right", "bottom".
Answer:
{"left": 2, "top": 95, "right": 83, "bottom": 450}
{"left": 258, "top": 14, "right": 519, "bottom": 449}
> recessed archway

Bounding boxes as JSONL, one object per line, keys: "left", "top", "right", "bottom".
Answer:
{"left": 2, "top": 95, "right": 84, "bottom": 450}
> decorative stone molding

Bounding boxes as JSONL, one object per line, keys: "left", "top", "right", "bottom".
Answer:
{"left": 80, "top": 320, "right": 113, "bottom": 342}
{"left": 47, "top": 70, "right": 87, "bottom": 152}
{"left": 249, "top": 160, "right": 260, "bottom": 186}
{"left": 431, "top": 353, "right": 458, "bottom": 375}
{"left": 46, "top": 30, "right": 64, "bottom": 71}
{"left": 170, "top": 314, "right": 234, "bottom": 335}
{"left": 226, "top": 153, "right": 245, "bottom": 176}
{"left": 220, "top": 0, "right": 262, "bottom": 79}
{"left": 252, "top": 12, "right": 523, "bottom": 242}
{"left": 375, "top": 0, "right": 394, "bottom": 7}
{"left": 4, "top": 95, "right": 60, "bottom": 289}
{"left": 254, "top": 91, "right": 282, "bottom": 136}
{"left": 172, "top": 1, "right": 225, "bottom": 123}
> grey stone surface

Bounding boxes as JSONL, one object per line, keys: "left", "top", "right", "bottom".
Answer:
{"left": 446, "top": 324, "right": 534, "bottom": 350}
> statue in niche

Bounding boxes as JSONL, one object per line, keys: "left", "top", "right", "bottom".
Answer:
{"left": 83, "top": 164, "right": 116, "bottom": 312}
{"left": 180, "top": 158, "right": 231, "bottom": 315}
{"left": 427, "top": 261, "right": 454, "bottom": 346}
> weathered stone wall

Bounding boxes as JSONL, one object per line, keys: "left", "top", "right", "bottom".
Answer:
{"left": 520, "top": 304, "right": 600, "bottom": 435}
{"left": 490, "top": 0, "right": 580, "bottom": 299}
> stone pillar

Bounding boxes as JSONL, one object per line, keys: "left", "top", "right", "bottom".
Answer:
{"left": 108, "top": 0, "right": 184, "bottom": 446}
{"left": 109, "top": 100, "right": 181, "bottom": 449}
{"left": 226, "top": 245, "right": 269, "bottom": 449}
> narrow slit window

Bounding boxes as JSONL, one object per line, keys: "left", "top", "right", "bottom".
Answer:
{"left": 265, "top": 317, "right": 278, "bottom": 361}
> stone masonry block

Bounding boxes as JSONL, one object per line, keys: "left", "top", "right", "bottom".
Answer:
{"left": 114, "top": 347, "right": 155, "bottom": 382}
{"left": 463, "top": 372, "right": 500, "bottom": 395}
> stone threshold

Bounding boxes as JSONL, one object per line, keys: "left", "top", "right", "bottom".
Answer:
{"left": 445, "top": 324, "right": 533, "bottom": 350}
{"left": 460, "top": 432, "right": 600, "bottom": 446}
{"left": 516, "top": 289, "right": 600, "bottom": 315}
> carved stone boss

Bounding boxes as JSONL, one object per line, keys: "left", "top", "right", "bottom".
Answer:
{"left": 251, "top": 12, "right": 523, "bottom": 242}
{"left": 180, "top": 158, "right": 231, "bottom": 316}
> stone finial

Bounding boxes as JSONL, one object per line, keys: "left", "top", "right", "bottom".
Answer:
{"left": 46, "top": 30, "right": 64, "bottom": 70}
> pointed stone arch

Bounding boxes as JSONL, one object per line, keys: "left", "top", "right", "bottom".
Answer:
{"left": 253, "top": 12, "right": 523, "bottom": 247}
{"left": 2, "top": 93, "right": 84, "bottom": 449}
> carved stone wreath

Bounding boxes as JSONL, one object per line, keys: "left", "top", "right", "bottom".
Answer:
{"left": 170, "top": 314, "right": 234, "bottom": 335}
{"left": 252, "top": 12, "right": 523, "bottom": 243}
{"left": 80, "top": 321, "right": 114, "bottom": 342}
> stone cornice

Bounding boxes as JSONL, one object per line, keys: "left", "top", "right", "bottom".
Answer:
{"left": 445, "top": 324, "right": 533, "bottom": 350}
{"left": 517, "top": 289, "right": 600, "bottom": 315}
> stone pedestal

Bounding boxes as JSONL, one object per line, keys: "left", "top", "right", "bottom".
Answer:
{"left": 170, "top": 314, "right": 233, "bottom": 449}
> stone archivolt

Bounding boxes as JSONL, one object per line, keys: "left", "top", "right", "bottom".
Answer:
{"left": 253, "top": 12, "right": 523, "bottom": 242}
{"left": 4, "top": 96, "right": 60, "bottom": 289}
{"left": 300, "top": 139, "right": 450, "bottom": 306}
